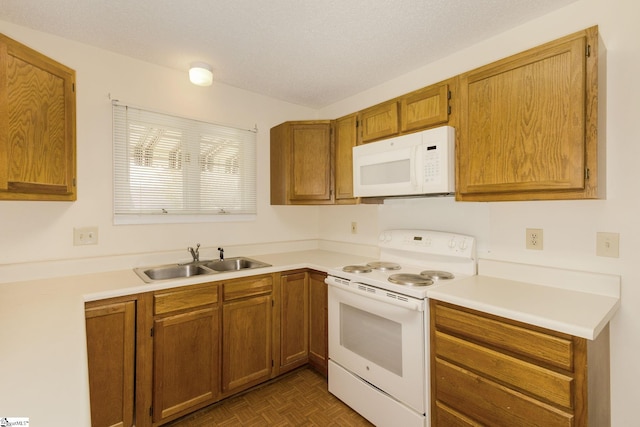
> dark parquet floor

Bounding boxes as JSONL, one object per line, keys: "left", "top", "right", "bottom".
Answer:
{"left": 164, "top": 367, "right": 374, "bottom": 426}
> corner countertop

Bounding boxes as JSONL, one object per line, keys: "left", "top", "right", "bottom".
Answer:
{"left": 426, "top": 259, "right": 621, "bottom": 340}
{"left": 0, "top": 253, "right": 621, "bottom": 426}
{"left": 0, "top": 249, "right": 374, "bottom": 427}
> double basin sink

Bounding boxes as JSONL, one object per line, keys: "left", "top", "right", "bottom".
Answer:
{"left": 134, "top": 257, "right": 272, "bottom": 283}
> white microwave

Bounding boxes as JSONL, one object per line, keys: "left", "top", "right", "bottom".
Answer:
{"left": 353, "top": 126, "right": 455, "bottom": 198}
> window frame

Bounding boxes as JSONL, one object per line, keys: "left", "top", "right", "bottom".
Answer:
{"left": 112, "top": 101, "right": 257, "bottom": 225}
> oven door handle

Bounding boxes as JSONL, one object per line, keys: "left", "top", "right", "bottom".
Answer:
{"left": 328, "top": 280, "right": 425, "bottom": 311}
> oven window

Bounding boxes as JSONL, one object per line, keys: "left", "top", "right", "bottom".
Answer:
{"left": 340, "top": 303, "right": 402, "bottom": 376}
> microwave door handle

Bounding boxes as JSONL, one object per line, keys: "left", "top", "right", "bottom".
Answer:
{"left": 411, "top": 145, "right": 419, "bottom": 189}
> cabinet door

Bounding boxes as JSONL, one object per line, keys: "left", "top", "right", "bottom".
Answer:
{"left": 153, "top": 307, "right": 219, "bottom": 423}
{"left": 222, "top": 295, "right": 272, "bottom": 393}
{"left": 334, "top": 114, "right": 358, "bottom": 203}
{"left": 85, "top": 301, "right": 135, "bottom": 427}
{"left": 400, "top": 82, "right": 450, "bottom": 132}
{"left": 290, "top": 123, "right": 333, "bottom": 202}
{"left": 359, "top": 100, "right": 399, "bottom": 143}
{"left": 308, "top": 271, "right": 328, "bottom": 376}
{"left": 0, "top": 34, "right": 76, "bottom": 201}
{"left": 457, "top": 27, "right": 598, "bottom": 201}
{"left": 280, "top": 271, "right": 309, "bottom": 372}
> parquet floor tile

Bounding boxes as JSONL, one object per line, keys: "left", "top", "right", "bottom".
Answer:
{"left": 164, "top": 367, "right": 373, "bottom": 426}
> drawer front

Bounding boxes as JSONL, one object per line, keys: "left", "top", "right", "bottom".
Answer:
{"left": 435, "top": 331, "right": 573, "bottom": 408}
{"left": 435, "top": 359, "right": 573, "bottom": 427}
{"left": 435, "top": 401, "right": 483, "bottom": 427}
{"left": 223, "top": 274, "right": 273, "bottom": 301}
{"left": 434, "top": 303, "right": 573, "bottom": 370}
{"left": 154, "top": 283, "right": 219, "bottom": 315}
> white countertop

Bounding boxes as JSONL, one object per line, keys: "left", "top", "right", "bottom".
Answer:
{"left": 0, "top": 252, "right": 620, "bottom": 426}
{"left": 427, "top": 259, "right": 621, "bottom": 340}
{"left": 0, "top": 249, "right": 374, "bottom": 427}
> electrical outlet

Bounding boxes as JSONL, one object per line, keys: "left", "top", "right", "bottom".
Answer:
{"left": 74, "top": 226, "right": 99, "bottom": 245}
{"left": 596, "top": 232, "right": 619, "bottom": 258}
{"left": 526, "top": 228, "right": 543, "bottom": 250}
{"left": 351, "top": 221, "right": 358, "bottom": 234}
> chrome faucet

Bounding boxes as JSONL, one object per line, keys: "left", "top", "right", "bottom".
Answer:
{"left": 188, "top": 243, "right": 200, "bottom": 263}
{"left": 218, "top": 247, "right": 224, "bottom": 261}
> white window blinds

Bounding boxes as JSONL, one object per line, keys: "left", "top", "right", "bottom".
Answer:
{"left": 113, "top": 102, "right": 257, "bottom": 224}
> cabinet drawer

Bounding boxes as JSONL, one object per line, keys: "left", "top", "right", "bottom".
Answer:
{"left": 434, "top": 303, "right": 573, "bottom": 370}
{"left": 435, "top": 401, "right": 482, "bottom": 427}
{"left": 154, "top": 283, "right": 219, "bottom": 315}
{"left": 435, "top": 359, "right": 573, "bottom": 427}
{"left": 223, "top": 274, "right": 273, "bottom": 301}
{"left": 435, "top": 331, "right": 573, "bottom": 408}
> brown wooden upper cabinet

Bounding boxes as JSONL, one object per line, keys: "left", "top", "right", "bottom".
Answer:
{"left": 0, "top": 33, "right": 76, "bottom": 201}
{"left": 359, "top": 100, "right": 399, "bottom": 143}
{"left": 359, "top": 79, "right": 453, "bottom": 144}
{"left": 270, "top": 120, "right": 334, "bottom": 205}
{"left": 333, "top": 113, "right": 358, "bottom": 203}
{"left": 456, "top": 26, "right": 600, "bottom": 201}
{"left": 400, "top": 81, "right": 452, "bottom": 133}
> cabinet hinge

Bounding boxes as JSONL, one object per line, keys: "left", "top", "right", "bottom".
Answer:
{"left": 356, "top": 120, "right": 359, "bottom": 128}
{"left": 72, "top": 83, "right": 75, "bottom": 92}
{"left": 271, "top": 299, "right": 275, "bottom": 307}
{"left": 149, "top": 406, "right": 153, "bottom": 417}
{"left": 272, "top": 360, "right": 274, "bottom": 367}
{"left": 585, "top": 168, "right": 590, "bottom": 180}
{"left": 448, "top": 105, "right": 452, "bottom": 115}
{"left": 150, "top": 327, "right": 154, "bottom": 337}
{"left": 586, "top": 44, "right": 591, "bottom": 57}
{"left": 447, "top": 90, "right": 452, "bottom": 100}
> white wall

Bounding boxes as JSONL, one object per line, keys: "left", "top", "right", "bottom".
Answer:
{"left": 0, "top": 20, "right": 322, "bottom": 268}
{"left": 318, "top": 0, "right": 639, "bottom": 425}
{"left": 1, "top": 0, "right": 638, "bottom": 423}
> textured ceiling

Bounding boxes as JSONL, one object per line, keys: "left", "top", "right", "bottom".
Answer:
{"left": 0, "top": 0, "right": 578, "bottom": 108}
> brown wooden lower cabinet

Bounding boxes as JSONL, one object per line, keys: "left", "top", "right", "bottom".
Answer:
{"left": 221, "top": 274, "right": 273, "bottom": 395}
{"left": 152, "top": 307, "right": 219, "bottom": 423}
{"left": 85, "top": 299, "right": 136, "bottom": 427}
{"left": 279, "top": 271, "right": 310, "bottom": 373}
{"left": 151, "top": 282, "right": 220, "bottom": 425}
{"left": 430, "top": 300, "right": 611, "bottom": 427}
{"left": 308, "top": 271, "right": 328, "bottom": 375}
{"left": 86, "top": 270, "right": 330, "bottom": 427}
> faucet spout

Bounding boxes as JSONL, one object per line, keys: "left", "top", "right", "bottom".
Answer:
{"left": 218, "top": 247, "right": 224, "bottom": 261}
{"left": 188, "top": 243, "right": 200, "bottom": 262}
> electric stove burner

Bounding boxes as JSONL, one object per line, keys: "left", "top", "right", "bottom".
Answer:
{"left": 388, "top": 273, "right": 434, "bottom": 286}
{"left": 366, "top": 261, "right": 401, "bottom": 271}
{"left": 342, "top": 265, "right": 373, "bottom": 273}
{"left": 420, "top": 270, "right": 455, "bottom": 280}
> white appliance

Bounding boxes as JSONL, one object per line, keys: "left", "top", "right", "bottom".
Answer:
{"left": 325, "top": 229, "right": 476, "bottom": 427}
{"left": 352, "top": 126, "right": 455, "bottom": 198}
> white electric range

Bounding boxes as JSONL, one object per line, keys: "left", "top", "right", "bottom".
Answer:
{"left": 325, "top": 229, "right": 476, "bottom": 427}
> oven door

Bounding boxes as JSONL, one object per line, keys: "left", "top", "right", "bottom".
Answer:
{"left": 327, "top": 282, "right": 427, "bottom": 414}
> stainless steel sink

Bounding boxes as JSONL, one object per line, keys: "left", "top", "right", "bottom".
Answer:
{"left": 202, "top": 257, "right": 271, "bottom": 272}
{"left": 135, "top": 263, "right": 212, "bottom": 282}
{"left": 134, "top": 257, "right": 271, "bottom": 282}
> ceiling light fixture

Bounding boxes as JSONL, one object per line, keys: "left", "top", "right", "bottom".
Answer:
{"left": 189, "top": 62, "right": 213, "bottom": 86}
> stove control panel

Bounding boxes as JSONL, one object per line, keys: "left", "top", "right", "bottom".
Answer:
{"left": 378, "top": 229, "right": 475, "bottom": 259}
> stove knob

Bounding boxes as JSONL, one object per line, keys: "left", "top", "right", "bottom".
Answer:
{"left": 458, "top": 239, "right": 468, "bottom": 250}
{"left": 448, "top": 238, "right": 457, "bottom": 249}
{"left": 379, "top": 232, "right": 392, "bottom": 242}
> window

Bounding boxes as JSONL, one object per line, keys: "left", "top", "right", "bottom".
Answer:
{"left": 113, "top": 102, "right": 257, "bottom": 224}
